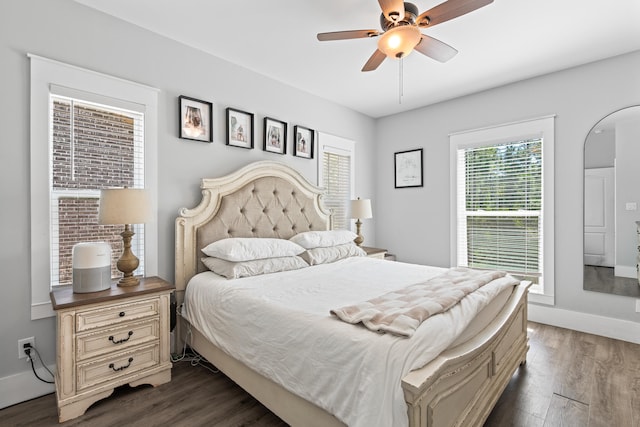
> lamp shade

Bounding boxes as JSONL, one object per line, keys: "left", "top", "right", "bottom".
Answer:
{"left": 99, "top": 188, "right": 151, "bottom": 225}
{"left": 350, "top": 198, "right": 373, "bottom": 219}
{"left": 377, "top": 25, "right": 421, "bottom": 59}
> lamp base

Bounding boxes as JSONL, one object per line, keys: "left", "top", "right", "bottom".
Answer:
{"left": 116, "top": 224, "right": 141, "bottom": 287}
{"left": 117, "top": 275, "right": 140, "bottom": 287}
{"left": 354, "top": 219, "right": 364, "bottom": 247}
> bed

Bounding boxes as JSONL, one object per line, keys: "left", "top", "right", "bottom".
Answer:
{"left": 175, "top": 160, "right": 530, "bottom": 427}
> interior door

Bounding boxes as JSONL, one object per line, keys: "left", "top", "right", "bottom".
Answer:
{"left": 584, "top": 167, "right": 615, "bottom": 266}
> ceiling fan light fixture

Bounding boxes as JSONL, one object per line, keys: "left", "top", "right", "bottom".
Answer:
{"left": 378, "top": 25, "right": 421, "bottom": 59}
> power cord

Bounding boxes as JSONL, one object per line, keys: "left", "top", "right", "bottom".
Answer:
{"left": 170, "top": 323, "right": 219, "bottom": 374}
{"left": 24, "top": 344, "right": 55, "bottom": 384}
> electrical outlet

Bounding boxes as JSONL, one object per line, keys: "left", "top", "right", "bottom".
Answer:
{"left": 18, "top": 337, "right": 35, "bottom": 359}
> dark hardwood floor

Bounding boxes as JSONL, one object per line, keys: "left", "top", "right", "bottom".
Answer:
{"left": 2, "top": 322, "right": 639, "bottom": 426}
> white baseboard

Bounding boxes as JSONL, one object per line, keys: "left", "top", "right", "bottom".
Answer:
{"left": 528, "top": 303, "right": 640, "bottom": 344}
{"left": 0, "top": 364, "right": 56, "bottom": 410}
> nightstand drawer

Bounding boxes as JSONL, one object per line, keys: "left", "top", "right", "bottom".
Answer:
{"left": 76, "top": 298, "right": 159, "bottom": 332}
{"left": 76, "top": 318, "right": 159, "bottom": 361}
{"left": 77, "top": 343, "right": 160, "bottom": 391}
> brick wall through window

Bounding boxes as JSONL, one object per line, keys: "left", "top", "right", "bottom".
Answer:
{"left": 51, "top": 99, "right": 142, "bottom": 285}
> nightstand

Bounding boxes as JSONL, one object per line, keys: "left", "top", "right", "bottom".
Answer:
{"left": 50, "top": 276, "right": 173, "bottom": 422}
{"left": 362, "top": 246, "right": 387, "bottom": 259}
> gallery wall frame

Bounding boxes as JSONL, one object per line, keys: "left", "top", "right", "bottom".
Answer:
{"left": 226, "top": 107, "right": 254, "bottom": 149}
{"left": 263, "top": 117, "right": 287, "bottom": 155}
{"left": 179, "top": 95, "right": 213, "bottom": 142}
{"left": 293, "top": 125, "right": 314, "bottom": 159}
{"left": 394, "top": 148, "right": 423, "bottom": 188}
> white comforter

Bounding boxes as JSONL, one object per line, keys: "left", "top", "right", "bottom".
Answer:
{"left": 182, "top": 257, "right": 517, "bottom": 427}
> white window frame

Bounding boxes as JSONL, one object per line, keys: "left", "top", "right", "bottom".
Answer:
{"left": 449, "top": 116, "right": 555, "bottom": 305}
{"left": 317, "top": 132, "right": 356, "bottom": 230}
{"left": 29, "top": 54, "right": 159, "bottom": 319}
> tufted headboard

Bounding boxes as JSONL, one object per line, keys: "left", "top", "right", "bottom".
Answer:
{"left": 175, "top": 161, "right": 331, "bottom": 301}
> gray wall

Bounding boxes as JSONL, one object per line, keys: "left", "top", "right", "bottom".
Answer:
{"left": 374, "top": 50, "right": 640, "bottom": 322}
{"left": 0, "top": 0, "right": 375, "bottom": 379}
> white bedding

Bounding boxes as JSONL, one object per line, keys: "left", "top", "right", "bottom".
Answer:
{"left": 182, "top": 257, "right": 517, "bottom": 427}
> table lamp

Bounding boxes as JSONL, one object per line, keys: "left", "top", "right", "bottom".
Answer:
{"left": 98, "top": 188, "right": 150, "bottom": 287}
{"left": 350, "top": 197, "right": 373, "bottom": 246}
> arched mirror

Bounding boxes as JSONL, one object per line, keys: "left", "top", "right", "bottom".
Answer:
{"left": 583, "top": 105, "right": 640, "bottom": 298}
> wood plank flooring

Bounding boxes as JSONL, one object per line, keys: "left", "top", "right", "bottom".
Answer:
{"left": 2, "top": 322, "right": 639, "bottom": 427}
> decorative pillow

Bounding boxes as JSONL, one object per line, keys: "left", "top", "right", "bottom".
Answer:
{"left": 290, "top": 230, "right": 357, "bottom": 249}
{"left": 201, "top": 238, "right": 305, "bottom": 262}
{"left": 201, "top": 256, "right": 309, "bottom": 279}
{"left": 300, "top": 242, "right": 366, "bottom": 265}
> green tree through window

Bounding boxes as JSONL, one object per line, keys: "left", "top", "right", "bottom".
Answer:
{"left": 461, "top": 139, "right": 542, "bottom": 283}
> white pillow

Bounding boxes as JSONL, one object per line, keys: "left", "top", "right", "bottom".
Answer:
{"left": 201, "top": 256, "right": 309, "bottom": 279}
{"left": 290, "top": 230, "right": 357, "bottom": 249}
{"left": 201, "top": 237, "right": 305, "bottom": 262}
{"left": 300, "top": 242, "right": 366, "bottom": 265}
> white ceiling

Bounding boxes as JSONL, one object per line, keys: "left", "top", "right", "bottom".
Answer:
{"left": 75, "top": 0, "right": 640, "bottom": 118}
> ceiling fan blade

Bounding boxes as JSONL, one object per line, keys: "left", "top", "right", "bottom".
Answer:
{"left": 378, "top": 0, "right": 405, "bottom": 23}
{"left": 417, "top": 0, "right": 493, "bottom": 28}
{"left": 362, "top": 49, "right": 386, "bottom": 72}
{"left": 317, "top": 29, "right": 381, "bottom": 41}
{"left": 415, "top": 34, "right": 458, "bottom": 62}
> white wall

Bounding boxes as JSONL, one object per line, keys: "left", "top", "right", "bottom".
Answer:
{"left": 375, "top": 50, "right": 640, "bottom": 324}
{"left": 0, "top": 0, "right": 375, "bottom": 398}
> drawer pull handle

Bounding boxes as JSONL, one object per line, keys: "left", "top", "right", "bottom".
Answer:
{"left": 109, "top": 357, "right": 133, "bottom": 372}
{"left": 119, "top": 312, "right": 125, "bottom": 317}
{"left": 109, "top": 331, "right": 133, "bottom": 344}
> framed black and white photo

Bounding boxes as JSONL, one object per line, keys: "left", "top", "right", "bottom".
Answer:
{"left": 394, "top": 148, "right": 423, "bottom": 188}
{"left": 226, "top": 108, "right": 254, "bottom": 149}
{"left": 263, "top": 117, "right": 287, "bottom": 155}
{"left": 179, "top": 96, "right": 213, "bottom": 142}
{"left": 293, "top": 125, "right": 314, "bottom": 159}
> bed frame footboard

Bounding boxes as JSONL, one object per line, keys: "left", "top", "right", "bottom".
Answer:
{"left": 402, "top": 281, "right": 530, "bottom": 427}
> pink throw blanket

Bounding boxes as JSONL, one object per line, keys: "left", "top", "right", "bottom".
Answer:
{"left": 330, "top": 267, "right": 517, "bottom": 337}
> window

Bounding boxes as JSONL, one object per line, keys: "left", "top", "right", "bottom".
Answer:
{"left": 450, "top": 116, "right": 554, "bottom": 304}
{"left": 30, "top": 54, "right": 159, "bottom": 319}
{"left": 318, "top": 132, "right": 355, "bottom": 230}
{"left": 50, "top": 96, "right": 145, "bottom": 286}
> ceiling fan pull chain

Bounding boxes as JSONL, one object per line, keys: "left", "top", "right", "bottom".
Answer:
{"left": 399, "top": 57, "right": 403, "bottom": 104}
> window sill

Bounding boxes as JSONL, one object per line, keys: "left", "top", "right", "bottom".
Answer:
{"left": 528, "top": 286, "right": 555, "bottom": 306}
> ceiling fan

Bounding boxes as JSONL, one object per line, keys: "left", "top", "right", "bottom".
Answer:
{"left": 317, "top": 0, "right": 493, "bottom": 72}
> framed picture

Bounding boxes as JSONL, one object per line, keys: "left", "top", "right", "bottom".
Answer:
{"left": 178, "top": 96, "right": 213, "bottom": 142}
{"left": 263, "top": 117, "right": 287, "bottom": 155}
{"left": 394, "top": 148, "right": 423, "bottom": 188}
{"left": 293, "top": 125, "right": 314, "bottom": 159}
{"left": 226, "top": 108, "right": 254, "bottom": 149}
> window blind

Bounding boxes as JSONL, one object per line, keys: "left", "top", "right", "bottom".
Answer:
{"left": 322, "top": 151, "right": 351, "bottom": 230}
{"left": 456, "top": 138, "right": 542, "bottom": 282}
